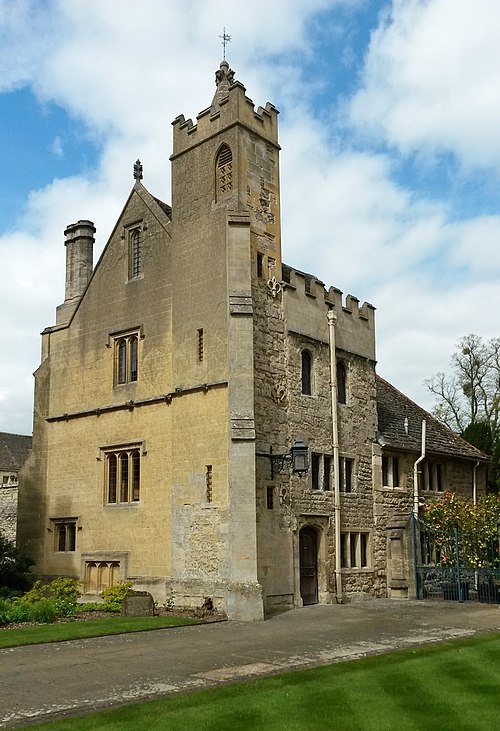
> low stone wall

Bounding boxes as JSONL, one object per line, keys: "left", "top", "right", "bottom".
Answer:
{"left": 0, "top": 487, "right": 18, "bottom": 543}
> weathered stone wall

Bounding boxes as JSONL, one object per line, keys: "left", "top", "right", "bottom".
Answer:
{"left": 254, "top": 256, "right": 380, "bottom": 606}
{"left": 0, "top": 487, "right": 17, "bottom": 543}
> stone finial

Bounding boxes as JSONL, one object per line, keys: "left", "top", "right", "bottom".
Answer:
{"left": 133, "top": 159, "right": 143, "bottom": 181}
{"left": 211, "top": 60, "right": 235, "bottom": 111}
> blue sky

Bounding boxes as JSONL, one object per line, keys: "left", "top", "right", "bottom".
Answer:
{"left": 1, "top": 0, "right": 500, "bottom": 434}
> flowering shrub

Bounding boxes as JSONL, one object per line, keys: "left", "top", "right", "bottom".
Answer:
{"left": 101, "top": 582, "right": 133, "bottom": 612}
{"left": 22, "top": 577, "right": 81, "bottom": 616}
{"left": 424, "top": 493, "right": 500, "bottom": 567}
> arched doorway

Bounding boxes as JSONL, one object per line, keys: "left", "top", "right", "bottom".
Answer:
{"left": 299, "top": 526, "right": 318, "bottom": 605}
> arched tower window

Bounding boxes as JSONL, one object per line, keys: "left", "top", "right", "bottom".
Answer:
{"left": 216, "top": 144, "right": 233, "bottom": 198}
{"left": 337, "top": 360, "right": 346, "bottom": 404}
{"left": 301, "top": 350, "right": 312, "bottom": 395}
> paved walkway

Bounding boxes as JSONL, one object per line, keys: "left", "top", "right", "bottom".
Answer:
{"left": 1, "top": 599, "right": 499, "bottom": 728}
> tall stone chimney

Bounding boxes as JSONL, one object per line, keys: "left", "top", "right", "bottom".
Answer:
{"left": 56, "top": 220, "right": 95, "bottom": 324}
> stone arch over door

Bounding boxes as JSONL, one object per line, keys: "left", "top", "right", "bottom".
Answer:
{"left": 299, "top": 526, "right": 319, "bottom": 605}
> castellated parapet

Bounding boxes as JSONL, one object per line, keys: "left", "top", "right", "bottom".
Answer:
{"left": 171, "top": 81, "right": 279, "bottom": 158}
{"left": 282, "top": 266, "right": 376, "bottom": 361}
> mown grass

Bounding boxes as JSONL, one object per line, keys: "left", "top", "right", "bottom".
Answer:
{"left": 0, "top": 615, "right": 201, "bottom": 649}
{"left": 25, "top": 632, "right": 500, "bottom": 730}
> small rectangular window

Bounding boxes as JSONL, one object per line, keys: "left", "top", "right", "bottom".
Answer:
{"left": 340, "top": 457, "right": 354, "bottom": 493}
{"left": 206, "top": 465, "right": 213, "bottom": 503}
{"left": 257, "top": 252, "right": 264, "bottom": 278}
{"left": 53, "top": 520, "right": 77, "bottom": 552}
{"left": 197, "top": 329, "right": 204, "bottom": 362}
{"left": 323, "top": 456, "right": 331, "bottom": 491}
{"left": 420, "top": 460, "right": 445, "bottom": 492}
{"left": 267, "top": 486, "right": 274, "bottom": 509}
{"left": 311, "top": 453, "right": 321, "bottom": 490}
{"left": 382, "top": 456, "right": 400, "bottom": 488}
{"left": 341, "top": 532, "right": 370, "bottom": 568}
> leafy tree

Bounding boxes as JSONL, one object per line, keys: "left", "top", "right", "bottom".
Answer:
{"left": 426, "top": 334, "right": 500, "bottom": 492}
{"left": 424, "top": 493, "right": 500, "bottom": 568}
{"left": 0, "top": 533, "right": 34, "bottom": 594}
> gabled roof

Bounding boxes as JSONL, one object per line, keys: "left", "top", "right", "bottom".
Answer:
{"left": 152, "top": 195, "right": 172, "bottom": 218}
{"left": 0, "top": 432, "right": 32, "bottom": 471}
{"left": 376, "top": 376, "right": 487, "bottom": 461}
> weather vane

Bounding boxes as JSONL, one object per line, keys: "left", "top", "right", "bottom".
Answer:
{"left": 219, "top": 27, "right": 231, "bottom": 60}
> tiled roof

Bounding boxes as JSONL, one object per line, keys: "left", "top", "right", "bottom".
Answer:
{"left": 152, "top": 196, "right": 172, "bottom": 218}
{"left": 376, "top": 376, "right": 487, "bottom": 461}
{"left": 0, "top": 432, "right": 32, "bottom": 471}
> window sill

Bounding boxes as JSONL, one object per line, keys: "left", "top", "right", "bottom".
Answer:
{"left": 340, "top": 567, "right": 372, "bottom": 573}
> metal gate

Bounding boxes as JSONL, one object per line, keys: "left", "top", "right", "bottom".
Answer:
{"left": 412, "top": 514, "right": 500, "bottom": 603}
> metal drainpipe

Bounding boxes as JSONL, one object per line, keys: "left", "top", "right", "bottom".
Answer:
{"left": 327, "top": 309, "right": 343, "bottom": 602}
{"left": 473, "top": 461, "right": 479, "bottom": 505}
{"left": 413, "top": 420, "right": 426, "bottom": 516}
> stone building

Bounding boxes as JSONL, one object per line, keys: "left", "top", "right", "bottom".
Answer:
{"left": 0, "top": 432, "right": 32, "bottom": 543}
{"left": 18, "top": 61, "right": 487, "bottom": 619}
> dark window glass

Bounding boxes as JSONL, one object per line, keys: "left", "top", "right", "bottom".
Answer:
{"left": 57, "top": 524, "right": 66, "bottom": 552}
{"left": 132, "top": 451, "right": 140, "bottom": 501}
{"left": 108, "top": 454, "right": 117, "bottom": 503}
{"left": 117, "top": 339, "right": 127, "bottom": 384}
{"left": 67, "top": 523, "right": 76, "bottom": 551}
{"left": 267, "top": 486, "right": 274, "bottom": 509}
{"left": 120, "top": 452, "right": 129, "bottom": 502}
{"left": 312, "top": 453, "right": 321, "bottom": 490}
{"left": 323, "top": 456, "right": 331, "bottom": 491}
{"left": 337, "top": 360, "right": 346, "bottom": 404}
{"left": 131, "top": 230, "right": 141, "bottom": 278}
{"left": 301, "top": 350, "right": 312, "bottom": 395}
{"left": 130, "top": 336, "right": 138, "bottom": 381}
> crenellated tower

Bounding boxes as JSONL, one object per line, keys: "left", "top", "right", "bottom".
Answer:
{"left": 168, "top": 61, "right": 282, "bottom": 620}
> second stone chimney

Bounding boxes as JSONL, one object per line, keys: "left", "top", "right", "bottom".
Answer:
{"left": 56, "top": 220, "right": 95, "bottom": 324}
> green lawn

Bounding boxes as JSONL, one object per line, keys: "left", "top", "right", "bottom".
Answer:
{"left": 0, "top": 615, "right": 201, "bottom": 649}
{"left": 25, "top": 632, "right": 500, "bottom": 730}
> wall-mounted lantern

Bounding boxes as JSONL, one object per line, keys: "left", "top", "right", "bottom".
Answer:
{"left": 258, "top": 439, "right": 309, "bottom": 480}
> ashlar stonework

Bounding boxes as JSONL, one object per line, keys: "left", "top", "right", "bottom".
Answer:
{"left": 17, "top": 61, "right": 488, "bottom": 620}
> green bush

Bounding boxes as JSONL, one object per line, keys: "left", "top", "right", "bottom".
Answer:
{"left": 29, "top": 599, "right": 58, "bottom": 624}
{"left": 22, "top": 580, "right": 47, "bottom": 604}
{"left": 101, "top": 582, "right": 133, "bottom": 612}
{"left": 78, "top": 601, "right": 108, "bottom": 612}
{"left": 4, "top": 599, "right": 33, "bottom": 623}
{"left": 49, "top": 577, "right": 80, "bottom": 616}
{"left": 22, "top": 578, "right": 80, "bottom": 617}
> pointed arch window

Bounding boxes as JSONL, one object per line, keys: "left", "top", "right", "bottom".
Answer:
{"left": 301, "top": 350, "right": 312, "bottom": 395}
{"left": 216, "top": 144, "right": 233, "bottom": 198}
{"left": 129, "top": 227, "right": 142, "bottom": 280}
{"left": 114, "top": 332, "right": 139, "bottom": 385}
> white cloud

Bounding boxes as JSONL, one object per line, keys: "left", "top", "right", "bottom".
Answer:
{"left": 349, "top": 0, "right": 500, "bottom": 170}
{"left": 1, "top": 0, "right": 500, "bottom": 436}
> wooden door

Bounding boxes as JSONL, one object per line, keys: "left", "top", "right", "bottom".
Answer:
{"left": 300, "top": 527, "right": 318, "bottom": 605}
